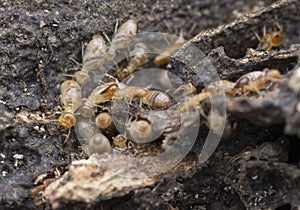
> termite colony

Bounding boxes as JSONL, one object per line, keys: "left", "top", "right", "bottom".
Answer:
{"left": 56, "top": 19, "right": 286, "bottom": 163}
{"left": 57, "top": 18, "right": 184, "bottom": 156}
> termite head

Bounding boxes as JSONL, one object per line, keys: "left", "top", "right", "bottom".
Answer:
{"left": 88, "top": 133, "right": 111, "bottom": 155}
{"left": 270, "top": 23, "right": 283, "bottom": 47}
{"left": 105, "top": 83, "right": 119, "bottom": 96}
{"left": 115, "top": 68, "right": 129, "bottom": 81}
{"left": 83, "top": 34, "right": 106, "bottom": 63}
{"left": 134, "top": 87, "right": 148, "bottom": 98}
{"left": 74, "top": 71, "right": 90, "bottom": 85}
{"left": 264, "top": 69, "right": 280, "bottom": 80}
{"left": 118, "top": 19, "right": 137, "bottom": 37}
{"left": 112, "top": 134, "right": 127, "bottom": 149}
{"left": 58, "top": 112, "right": 76, "bottom": 130}
{"left": 95, "top": 112, "right": 112, "bottom": 130}
{"left": 128, "top": 120, "right": 153, "bottom": 143}
{"left": 271, "top": 31, "right": 283, "bottom": 47}
{"left": 106, "top": 19, "right": 137, "bottom": 60}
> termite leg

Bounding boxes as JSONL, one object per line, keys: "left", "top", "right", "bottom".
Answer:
{"left": 254, "top": 32, "right": 262, "bottom": 42}
{"left": 114, "top": 19, "right": 119, "bottom": 34}
{"left": 263, "top": 25, "right": 267, "bottom": 37}
{"left": 62, "top": 128, "right": 71, "bottom": 144}
{"left": 102, "top": 32, "right": 111, "bottom": 44}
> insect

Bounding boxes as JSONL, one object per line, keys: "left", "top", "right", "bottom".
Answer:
{"left": 106, "top": 19, "right": 138, "bottom": 61}
{"left": 234, "top": 69, "right": 281, "bottom": 95}
{"left": 114, "top": 42, "right": 148, "bottom": 81}
{"left": 127, "top": 119, "right": 153, "bottom": 143}
{"left": 154, "top": 30, "right": 185, "bottom": 66}
{"left": 173, "top": 83, "right": 196, "bottom": 95}
{"left": 114, "top": 84, "right": 171, "bottom": 108}
{"left": 80, "top": 82, "right": 119, "bottom": 118}
{"left": 230, "top": 140, "right": 289, "bottom": 163}
{"left": 113, "top": 84, "right": 149, "bottom": 102}
{"left": 180, "top": 92, "right": 210, "bottom": 112}
{"left": 141, "top": 90, "right": 172, "bottom": 108}
{"left": 112, "top": 134, "right": 128, "bottom": 149}
{"left": 58, "top": 80, "right": 82, "bottom": 130}
{"left": 74, "top": 35, "right": 106, "bottom": 84}
{"left": 254, "top": 22, "right": 283, "bottom": 51}
{"left": 95, "top": 112, "right": 113, "bottom": 130}
{"left": 203, "top": 80, "right": 240, "bottom": 95}
{"left": 88, "top": 133, "right": 112, "bottom": 155}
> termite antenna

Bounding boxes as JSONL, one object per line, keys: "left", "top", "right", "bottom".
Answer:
{"left": 230, "top": 154, "right": 242, "bottom": 163}
{"left": 254, "top": 31, "right": 262, "bottom": 42}
{"left": 81, "top": 41, "right": 84, "bottom": 58}
{"left": 49, "top": 119, "right": 59, "bottom": 123}
{"left": 125, "top": 74, "right": 134, "bottom": 84}
{"left": 163, "top": 19, "right": 172, "bottom": 33}
{"left": 112, "top": 59, "right": 119, "bottom": 69}
{"left": 102, "top": 32, "right": 111, "bottom": 44}
{"left": 104, "top": 73, "right": 119, "bottom": 83}
{"left": 70, "top": 57, "right": 80, "bottom": 66}
{"left": 263, "top": 25, "right": 267, "bottom": 37}
{"left": 274, "top": 22, "right": 282, "bottom": 31}
{"left": 114, "top": 19, "right": 119, "bottom": 34}
{"left": 187, "top": 23, "right": 197, "bottom": 37}
{"left": 178, "top": 29, "right": 184, "bottom": 38}
{"left": 60, "top": 73, "right": 76, "bottom": 78}
{"left": 48, "top": 107, "right": 63, "bottom": 118}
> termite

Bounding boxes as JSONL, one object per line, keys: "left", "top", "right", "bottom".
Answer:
{"left": 254, "top": 22, "right": 283, "bottom": 51}
{"left": 58, "top": 80, "right": 82, "bottom": 130}
{"left": 230, "top": 139, "right": 289, "bottom": 163}
{"left": 106, "top": 19, "right": 138, "bottom": 61}
{"left": 95, "top": 112, "right": 117, "bottom": 137}
{"left": 95, "top": 112, "right": 113, "bottom": 130}
{"left": 127, "top": 119, "right": 153, "bottom": 143}
{"left": 234, "top": 69, "right": 281, "bottom": 95}
{"left": 154, "top": 30, "right": 185, "bottom": 66}
{"left": 141, "top": 90, "right": 172, "bottom": 108}
{"left": 88, "top": 133, "right": 112, "bottom": 155}
{"left": 74, "top": 35, "right": 106, "bottom": 84}
{"left": 113, "top": 84, "right": 171, "bottom": 109}
{"left": 112, "top": 133, "right": 128, "bottom": 149}
{"left": 80, "top": 82, "right": 119, "bottom": 118}
{"left": 114, "top": 42, "right": 148, "bottom": 81}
